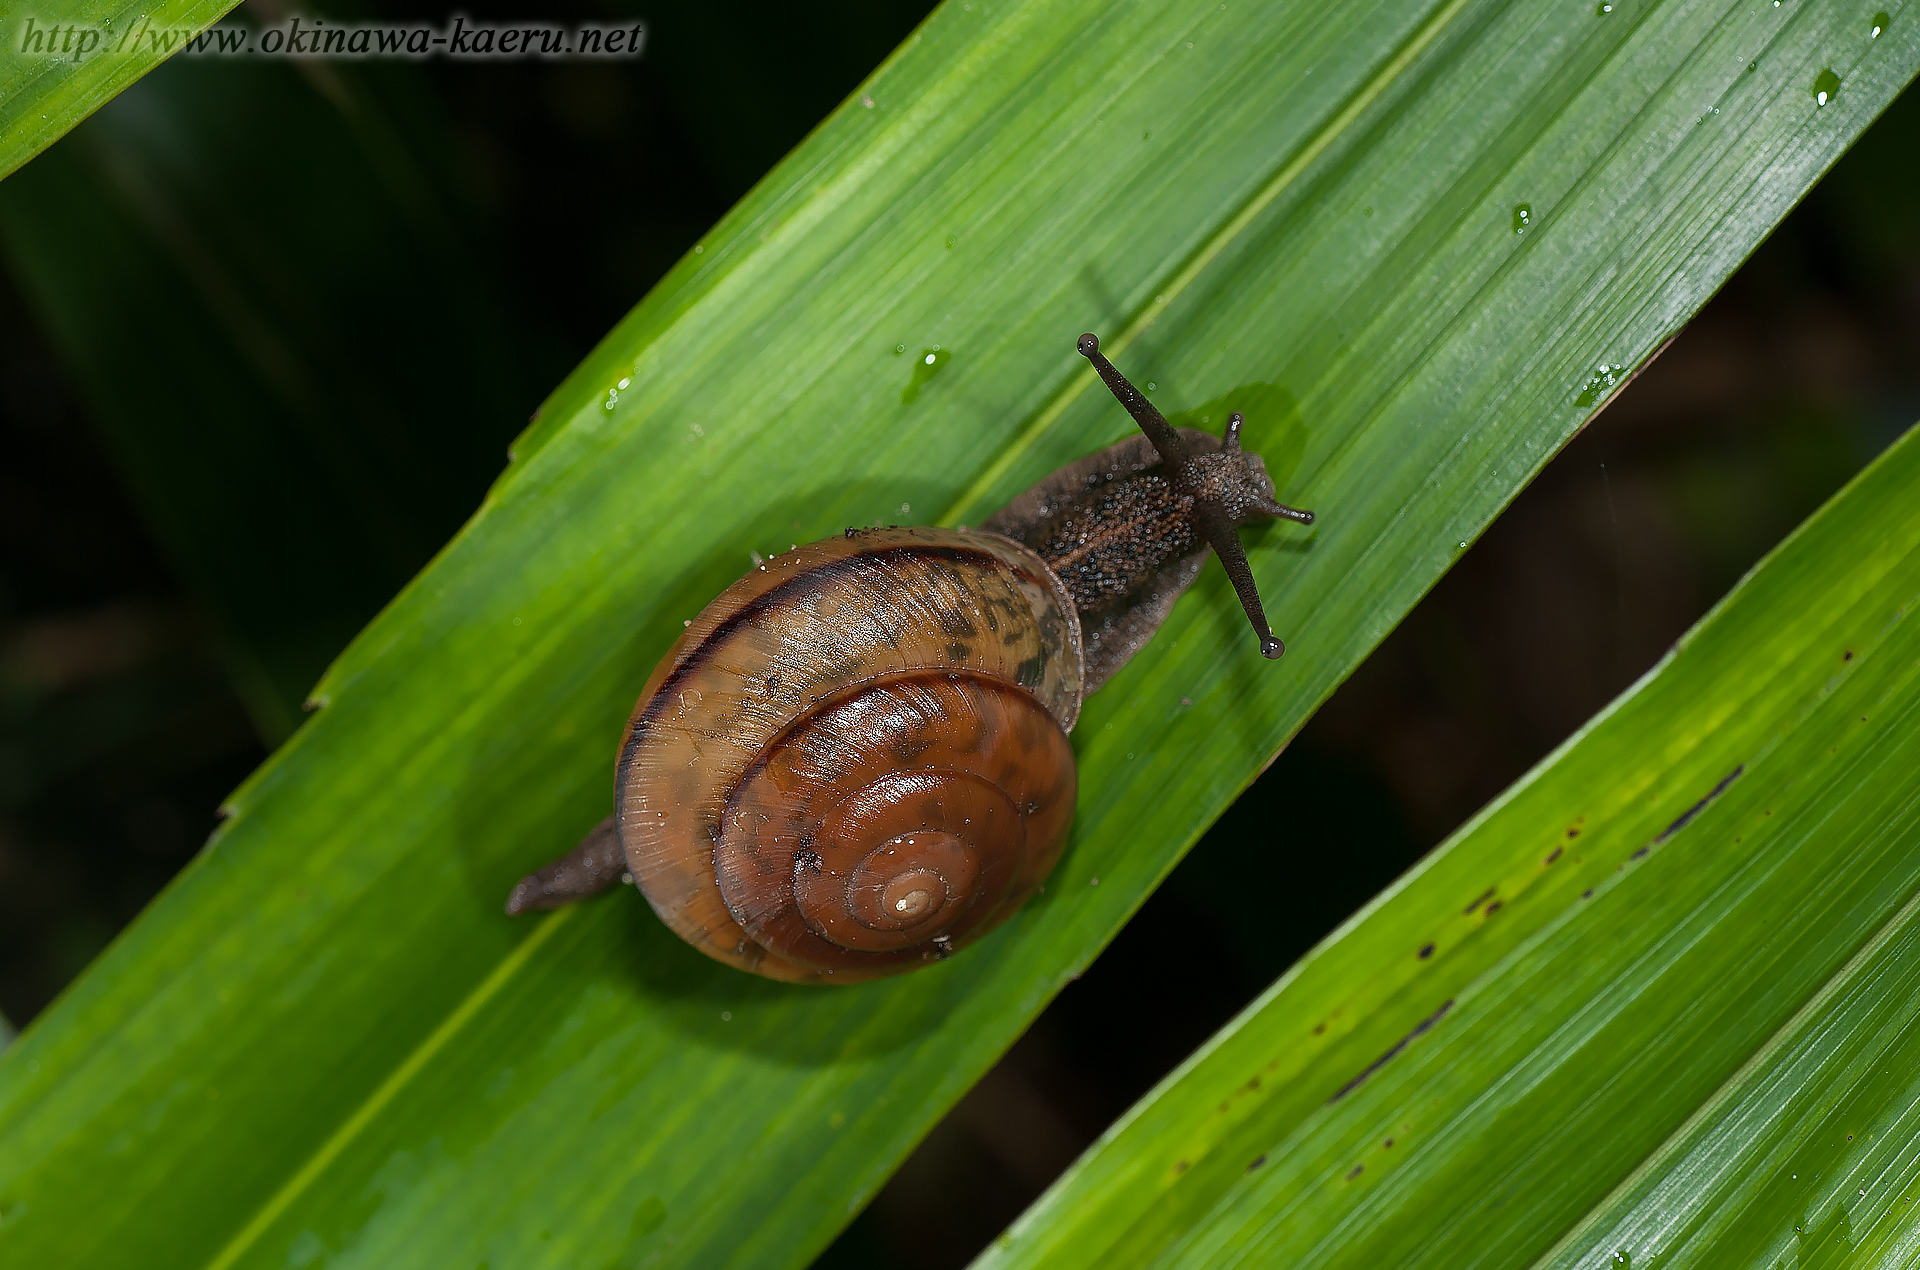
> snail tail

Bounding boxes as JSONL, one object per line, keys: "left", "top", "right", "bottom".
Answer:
{"left": 505, "top": 813, "right": 627, "bottom": 915}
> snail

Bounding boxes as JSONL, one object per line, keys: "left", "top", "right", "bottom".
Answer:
{"left": 505, "top": 334, "right": 1315, "bottom": 982}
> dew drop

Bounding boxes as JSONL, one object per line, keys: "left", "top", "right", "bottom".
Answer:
{"left": 894, "top": 342, "right": 907, "bottom": 355}
{"left": 1512, "top": 203, "right": 1533, "bottom": 234}
{"left": 901, "top": 347, "right": 952, "bottom": 404}
{"left": 1872, "top": 11, "right": 1888, "bottom": 37}
{"left": 946, "top": 234, "right": 957, "bottom": 249}
{"left": 1595, "top": 2, "right": 1612, "bottom": 12}
{"left": 1575, "top": 363, "right": 1625, "bottom": 407}
{"left": 1813, "top": 67, "right": 1840, "bottom": 106}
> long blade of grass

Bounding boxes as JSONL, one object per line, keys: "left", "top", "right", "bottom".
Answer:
{"left": 0, "top": 1, "right": 1913, "bottom": 1267}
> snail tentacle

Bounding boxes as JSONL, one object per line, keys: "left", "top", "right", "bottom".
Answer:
{"left": 1072, "top": 333, "right": 1311, "bottom": 661}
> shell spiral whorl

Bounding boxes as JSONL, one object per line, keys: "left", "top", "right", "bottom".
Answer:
{"left": 618, "top": 527, "right": 1083, "bottom": 983}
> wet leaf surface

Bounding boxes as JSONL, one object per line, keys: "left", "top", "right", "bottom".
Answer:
{"left": 1, "top": 0, "right": 1915, "bottom": 1266}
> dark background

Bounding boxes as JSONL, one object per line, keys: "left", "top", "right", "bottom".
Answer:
{"left": 1, "top": 2, "right": 1915, "bottom": 1265}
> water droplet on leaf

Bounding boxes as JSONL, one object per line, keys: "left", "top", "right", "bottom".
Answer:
{"left": 901, "top": 348, "right": 952, "bottom": 404}
{"left": 1575, "top": 363, "right": 1625, "bottom": 407}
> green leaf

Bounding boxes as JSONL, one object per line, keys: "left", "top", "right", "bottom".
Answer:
{"left": 983, "top": 413, "right": 1920, "bottom": 1267}
{"left": 0, "top": 0, "right": 240, "bottom": 180}
{"left": 2, "top": 2, "right": 1915, "bottom": 1268}
{"left": 0, "top": 54, "right": 543, "bottom": 740}
{"left": 1545, "top": 861, "right": 1920, "bottom": 1269}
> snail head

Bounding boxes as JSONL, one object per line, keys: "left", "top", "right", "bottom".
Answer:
{"left": 1076, "top": 333, "right": 1314, "bottom": 659}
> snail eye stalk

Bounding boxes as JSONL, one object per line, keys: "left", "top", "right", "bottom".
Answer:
{"left": 1076, "top": 332, "right": 1311, "bottom": 659}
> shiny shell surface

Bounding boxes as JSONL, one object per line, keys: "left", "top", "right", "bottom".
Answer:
{"left": 617, "top": 526, "right": 1083, "bottom": 982}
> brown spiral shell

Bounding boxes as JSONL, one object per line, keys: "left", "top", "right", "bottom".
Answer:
{"left": 617, "top": 526, "right": 1084, "bottom": 982}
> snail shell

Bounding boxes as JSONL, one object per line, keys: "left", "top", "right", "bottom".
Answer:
{"left": 619, "top": 526, "right": 1083, "bottom": 983}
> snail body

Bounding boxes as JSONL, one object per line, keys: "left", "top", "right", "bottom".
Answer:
{"left": 507, "top": 335, "right": 1315, "bottom": 981}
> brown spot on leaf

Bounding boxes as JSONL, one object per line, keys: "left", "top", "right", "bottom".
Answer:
{"left": 1329, "top": 999, "right": 1455, "bottom": 1102}
{"left": 1655, "top": 765, "right": 1744, "bottom": 843}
